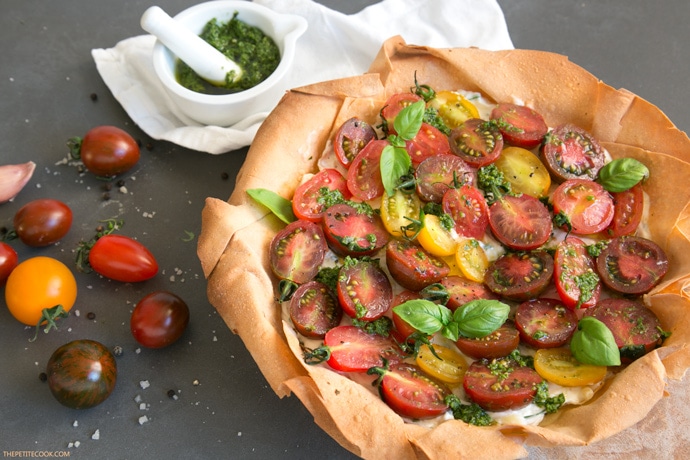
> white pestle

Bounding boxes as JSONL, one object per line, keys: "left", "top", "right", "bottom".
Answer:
{"left": 140, "top": 6, "right": 243, "bottom": 86}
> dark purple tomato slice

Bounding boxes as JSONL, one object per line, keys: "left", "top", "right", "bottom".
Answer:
{"left": 415, "top": 154, "right": 476, "bottom": 203}
{"left": 292, "top": 168, "right": 351, "bottom": 222}
{"left": 346, "top": 139, "right": 387, "bottom": 201}
{"left": 490, "top": 103, "right": 548, "bottom": 149}
{"left": 485, "top": 251, "right": 554, "bottom": 301}
{"left": 385, "top": 239, "right": 450, "bottom": 291}
{"left": 405, "top": 122, "right": 451, "bottom": 166}
{"left": 595, "top": 235, "right": 669, "bottom": 295}
{"left": 606, "top": 183, "right": 644, "bottom": 237}
{"left": 463, "top": 358, "right": 543, "bottom": 412}
{"left": 586, "top": 298, "right": 666, "bottom": 362}
{"left": 442, "top": 185, "right": 489, "bottom": 239}
{"left": 551, "top": 179, "right": 614, "bottom": 235}
{"left": 541, "top": 124, "right": 606, "bottom": 182}
{"left": 289, "top": 281, "right": 342, "bottom": 339}
{"left": 334, "top": 117, "right": 377, "bottom": 168}
{"left": 440, "top": 275, "right": 499, "bottom": 311}
{"left": 514, "top": 298, "right": 578, "bottom": 349}
{"left": 323, "top": 325, "right": 402, "bottom": 372}
{"left": 269, "top": 219, "right": 327, "bottom": 284}
{"left": 553, "top": 236, "right": 601, "bottom": 310}
{"left": 449, "top": 118, "right": 503, "bottom": 168}
{"left": 337, "top": 258, "right": 392, "bottom": 321}
{"left": 488, "top": 193, "right": 552, "bottom": 251}
{"left": 375, "top": 362, "right": 450, "bottom": 419}
{"left": 455, "top": 324, "right": 520, "bottom": 360}
{"left": 322, "top": 203, "right": 389, "bottom": 257}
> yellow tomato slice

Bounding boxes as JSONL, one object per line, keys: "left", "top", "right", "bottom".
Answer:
{"left": 417, "top": 214, "right": 457, "bottom": 256}
{"left": 494, "top": 146, "right": 551, "bottom": 198}
{"left": 416, "top": 343, "right": 468, "bottom": 384}
{"left": 380, "top": 189, "right": 421, "bottom": 237}
{"left": 534, "top": 348, "right": 607, "bottom": 387}
{"left": 454, "top": 238, "right": 489, "bottom": 282}
{"left": 429, "top": 91, "right": 480, "bottom": 129}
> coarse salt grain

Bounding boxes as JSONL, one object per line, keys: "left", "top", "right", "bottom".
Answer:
{"left": 91, "top": 429, "right": 100, "bottom": 440}
{"left": 140, "top": 380, "right": 150, "bottom": 389}
{"left": 138, "top": 415, "right": 149, "bottom": 425}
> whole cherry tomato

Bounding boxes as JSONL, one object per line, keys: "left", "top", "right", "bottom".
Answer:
{"left": 70, "top": 125, "right": 140, "bottom": 178}
{"left": 88, "top": 234, "right": 158, "bottom": 282}
{"left": 0, "top": 242, "right": 18, "bottom": 286}
{"left": 131, "top": 291, "right": 190, "bottom": 348}
{"left": 14, "top": 198, "right": 73, "bottom": 247}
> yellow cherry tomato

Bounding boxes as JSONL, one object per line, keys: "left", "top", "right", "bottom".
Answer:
{"left": 417, "top": 214, "right": 457, "bottom": 256}
{"left": 5, "top": 256, "right": 77, "bottom": 326}
{"left": 416, "top": 343, "right": 468, "bottom": 384}
{"left": 428, "top": 91, "right": 480, "bottom": 129}
{"left": 534, "top": 348, "right": 608, "bottom": 387}
{"left": 380, "top": 189, "right": 422, "bottom": 238}
{"left": 454, "top": 237, "right": 489, "bottom": 282}
{"left": 494, "top": 146, "right": 551, "bottom": 198}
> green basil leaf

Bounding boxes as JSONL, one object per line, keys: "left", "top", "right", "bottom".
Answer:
{"left": 570, "top": 316, "right": 621, "bottom": 366}
{"left": 393, "top": 100, "right": 425, "bottom": 141}
{"left": 597, "top": 158, "right": 649, "bottom": 192}
{"left": 452, "top": 299, "right": 510, "bottom": 339}
{"left": 392, "top": 299, "right": 452, "bottom": 335}
{"left": 441, "top": 321, "right": 461, "bottom": 342}
{"left": 380, "top": 145, "right": 412, "bottom": 197}
{"left": 247, "top": 188, "right": 296, "bottom": 224}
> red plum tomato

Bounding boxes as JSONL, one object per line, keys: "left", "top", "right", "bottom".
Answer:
{"left": 89, "top": 234, "right": 158, "bottom": 282}
{"left": 76, "top": 125, "right": 140, "bottom": 178}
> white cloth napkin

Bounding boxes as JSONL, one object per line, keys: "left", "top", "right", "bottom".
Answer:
{"left": 92, "top": 0, "right": 514, "bottom": 154}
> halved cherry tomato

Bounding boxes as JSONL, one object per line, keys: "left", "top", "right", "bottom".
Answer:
{"left": 71, "top": 125, "right": 140, "bottom": 178}
{"left": 270, "top": 220, "right": 327, "bottom": 284}
{"left": 322, "top": 203, "right": 389, "bottom": 257}
{"left": 417, "top": 214, "right": 457, "bottom": 257}
{"left": 514, "top": 298, "right": 578, "bottom": 349}
{"left": 89, "top": 234, "right": 158, "bottom": 283}
{"left": 463, "top": 358, "right": 543, "bottom": 412}
{"left": 485, "top": 251, "right": 554, "bottom": 301}
{"left": 441, "top": 275, "right": 499, "bottom": 311}
{"left": 415, "top": 154, "right": 476, "bottom": 203}
{"left": 292, "top": 169, "right": 351, "bottom": 222}
{"left": 606, "top": 183, "right": 644, "bottom": 237}
{"left": 551, "top": 179, "right": 614, "bottom": 235}
{"left": 380, "top": 93, "right": 422, "bottom": 134}
{"left": 380, "top": 189, "right": 422, "bottom": 238}
{"left": 454, "top": 237, "right": 489, "bottom": 282}
{"left": 346, "top": 139, "right": 387, "bottom": 201}
{"left": 322, "top": 325, "right": 402, "bottom": 372}
{"left": 442, "top": 185, "right": 489, "bottom": 239}
{"left": 337, "top": 258, "right": 392, "bottom": 321}
{"left": 595, "top": 235, "right": 668, "bottom": 295}
{"left": 490, "top": 103, "right": 548, "bottom": 149}
{"left": 391, "top": 290, "right": 424, "bottom": 343}
{"left": 428, "top": 91, "right": 480, "bottom": 129}
{"left": 541, "top": 124, "right": 606, "bottom": 182}
{"left": 334, "top": 117, "right": 377, "bottom": 168}
{"left": 534, "top": 348, "right": 607, "bottom": 387}
{"left": 374, "top": 362, "right": 451, "bottom": 419}
{"left": 130, "top": 291, "right": 190, "bottom": 348}
{"left": 0, "top": 242, "right": 18, "bottom": 286}
{"left": 405, "top": 123, "right": 451, "bottom": 166}
{"left": 456, "top": 324, "right": 520, "bottom": 360}
{"left": 289, "top": 281, "right": 342, "bottom": 339}
{"left": 449, "top": 118, "right": 503, "bottom": 168}
{"left": 553, "top": 236, "right": 601, "bottom": 309}
{"left": 385, "top": 239, "right": 449, "bottom": 291}
{"left": 14, "top": 198, "right": 72, "bottom": 247}
{"left": 488, "top": 194, "right": 552, "bottom": 250}
{"left": 416, "top": 343, "right": 468, "bottom": 384}
{"left": 493, "top": 146, "right": 551, "bottom": 198}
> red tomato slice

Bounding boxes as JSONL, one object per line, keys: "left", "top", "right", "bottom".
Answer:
{"left": 463, "top": 359, "right": 543, "bottom": 412}
{"left": 455, "top": 324, "right": 520, "bottom": 360}
{"left": 391, "top": 290, "right": 424, "bottom": 343}
{"left": 269, "top": 220, "right": 327, "bottom": 284}
{"left": 485, "top": 251, "right": 554, "bottom": 301}
{"left": 380, "top": 93, "right": 423, "bottom": 134}
{"left": 606, "top": 183, "right": 644, "bottom": 237}
{"left": 442, "top": 185, "right": 489, "bottom": 239}
{"left": 541, "top": 124, "right": 606, "bottom": 182}
{"left": 385, "top": 239, "right": 450, "bottom": 291}
{"left": 376, "top": 363, "right": 450, "bottom": 419}
{"left": 334, "top": 117, "right": 377, "bottom": 168}
{"left": 551, "top": 179, "right": 614, "bottom": 235}
{"left": 323, "top": 326, "right": 402, "bottom": 373}
{"left": 346, "top": 139, "right": 387, "bottom": 201}
{"left": 289, "top": 281, "right": 342, "bottom": 339}
{"left": 488, "top": 194, "right": 552, "bottom": 250}
{"left": 89, "top": 235, "right": 158, "bottom": 283}
{"left": 415, "top": 155, "right": 476, "bottom": 203}
{"left": 337, "top": 258, "right": 392, "bottom": 321}
{"left": 449, "top": 118, "right": 503, "bottom": 167}
{"left": 553, "top": 236, "right": 601, "bottom": 309}
{"left": 490, "top": 103, "right": 548, "bottom": 149}
{"left": 292, "top": 168, "right": 351, "bottom": 222}
{"left": 322, "top": 203, "right": 389, "bottom": 257}
{"left": 405, "top": 122, "right": 451, "bottom": 166}
{"left": 440, "top": 275, "right": 499, "bottom": 311}
{"left": 514, "top": 298, "right": 578, "bottom": 349}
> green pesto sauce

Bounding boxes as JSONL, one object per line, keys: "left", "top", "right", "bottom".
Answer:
{"left": 175, "top": 12, "right": 280, "bottom": 95}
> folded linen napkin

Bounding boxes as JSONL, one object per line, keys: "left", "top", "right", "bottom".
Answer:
{"left": 92, "top": 0, "right": 514, "bottom": 154}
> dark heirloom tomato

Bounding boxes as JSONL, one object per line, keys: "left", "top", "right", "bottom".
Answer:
{"left": 551, "top": 179, "right": 614, "bottom": 235}
{"left": 322, "top": 203, "right": 389, "bottom": 257}
{"left": 463, "top": 358, "right": 543, "bottom": 412}
{"left": 323, "top": 326, "right": 402, "bottom": 372}
{"left": 541, "top": 124, "right": 606, "bottom": 182}
{"left": 131, "top": 291, "right": 190, "bottom": 348}
{"left": 606, "top": 183, "right": 644, "bottom": 237}
{"left": 14, "top": 198, "right": 73, "bottom": 247}
{"left": 334, "top": 117, "right": 377, "bottom": 168}
{"left": 440, "top": 275, "right": 499, "bottom": 311}
{"left": 270, "top": 220, "right": 327, "bottom": 284}
{"left": 485, "top": 251, "right": 554, "bottom": 301}
{"left": 455, "top": 324, "right": 520, "bottom": 360}
{"left": 0, "top": 242, "right": 18, "bottom": 286}
{"left": 380, "top": 92, "right": 423, "bottom": 134}
{"left": 442, "top": 185, "right": 489, "bottom": 239}
{"left": 76, "top": 125, "right": 140, "bottom": 178}
{"left": 515, "top": 298, "right": 578, "bottom": 348}
{"left": 346, "top": 139, "right": 387, "bottom": 201}
{"left": 586, "top": 298, "right": 665, "bottom": 362}
{"left": 337, "top": 258, "right": 392, "bottom": 321}
{"left": 490, "top": 103, "right": 548, "bottom": 149}
{"left": 405, "top": 122, "right": 451, "bottom": 166}
{"left": 449, "top": 118, "right": 503, "bottom": 168}
{"left": 415, "top": 155, "right": 476, "bottom": 203}
{"left": 596, "top": 235, "right": 669, "bottom": 295}
{"left": 46, "top": 340, "right": 117, "bottom": 409}
{"left": 289, "top": 281, "right": 342, "bottom": 338}
{"left": 553, "top": 236, "right": 601, "bottom": 309}
{"left": 373, "top": 362, "right": 451, "bottom": 419}
{"left": 89, "top": 234, "right": 158, "bottom": 283}
{"left": 488, "top": 194, "right": 552, "bottom": 250}
{"left": 391, "top": 290, "right": 424, "bottom": 343}
{"left": 385, "top": 239, "right": 449, "bottom": 291}
{"left": 292, "top": 168, "right": 351, "bottom": 222}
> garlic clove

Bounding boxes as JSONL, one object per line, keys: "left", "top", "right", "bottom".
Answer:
{"left": 0, "top": 161, "right": 36, "bottom": 204}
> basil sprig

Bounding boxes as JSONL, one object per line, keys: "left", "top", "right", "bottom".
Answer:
{"left": 570, "top": 316, "right": 621, "bottom": 366}
{"left": 597, "top": 158, "right": 649, "bottom": 192}
{"left": 247, "top": 188, "right": 296, "bottom": 224}
{"left": 392, "top": 298, "right": 510, "bottom": 341}
{"left": 380, "top": 100, "right": 425, "bottom": 196}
